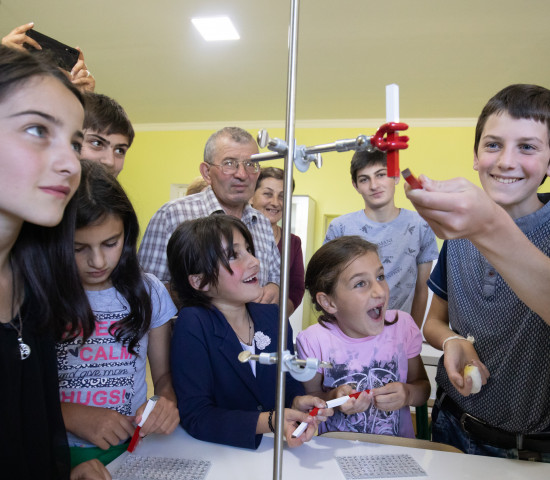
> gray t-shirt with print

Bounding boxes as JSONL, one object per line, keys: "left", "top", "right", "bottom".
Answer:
{"left": 325, "top": 208, "right": 439, "bottom": 313}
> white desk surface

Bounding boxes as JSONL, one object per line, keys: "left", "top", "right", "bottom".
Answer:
{"left": 107, "top": 426, "right": 550, "bottom": 480}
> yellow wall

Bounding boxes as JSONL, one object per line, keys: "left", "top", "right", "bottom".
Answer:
{"left": 121, "top": 122, "right": 550, "bottom": 338}
{"left": 118, "top": 123, "right": 480, "bottom": 254}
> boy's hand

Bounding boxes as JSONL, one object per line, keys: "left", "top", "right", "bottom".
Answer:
{"left": 2, "top": 23, "right": 41, "bottom": 51}
{"left": 443, "top": 339, "right": 490, "bottom": 396}
{"left": 136, "top": 395, "right": 180, "bottom": 437}
{"left": 61, "top": 403, "right": 135, "bottom": 450}
{"left": 372, "top": 382, "right": 409, "bottom": 411}
{"left": 404, "top": 175, "right": 501, "bottom": 241}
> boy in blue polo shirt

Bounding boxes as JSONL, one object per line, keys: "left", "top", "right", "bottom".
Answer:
{"left": 420, "top": 84, "right": 550, "bottom": 461}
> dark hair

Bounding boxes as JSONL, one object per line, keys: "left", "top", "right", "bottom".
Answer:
{"left": 350, "top": 149, "right": 387, "bottom": 184}
{"left": 203, "top": 127, "right": 256, "bottom": 164}
{"left": 0, "top": 45, "right": 83, "bottom": 106}
{"left": 13, "top": 201, "right": 95, "bottom": 341}
{"left": 75, "top": 160, "right": 152, "bottom": 354}
{"left": 474, "top": 84, "right": 550, "bottom": 155}
{"left": 305, "top": 236, "right": 397, "bottom": 328}
{"left": 255, "top": 166, "right": 295, "bottom": 192}
{"left": 1, "top": 45, "right": 92, "bottom": 339}
{"left": 167, "top": 215, "right": 256, "bottom": 308}
{"left": 83, "top": 92, "right": 135, "bottom": 146}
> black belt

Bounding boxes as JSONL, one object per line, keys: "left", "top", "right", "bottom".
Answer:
{"left": 436, "top": 387, "right": 550, "bottom": 455}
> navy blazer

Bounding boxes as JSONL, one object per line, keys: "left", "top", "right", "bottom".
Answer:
{"left": 171, "top": 302, "right": 305, "bottom": 449}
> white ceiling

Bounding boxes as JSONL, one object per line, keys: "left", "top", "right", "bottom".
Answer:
{"left": 1, "top": 0, "right": 549, "bottom": 125}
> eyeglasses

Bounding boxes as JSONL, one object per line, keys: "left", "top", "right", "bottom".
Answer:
{"left": 208, "top": 159, "right": 260, "bottom": 175}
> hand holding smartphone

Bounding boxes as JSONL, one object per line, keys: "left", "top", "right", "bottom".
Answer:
{"left": 24, "top": 29, "right": 79, "bottom": 71}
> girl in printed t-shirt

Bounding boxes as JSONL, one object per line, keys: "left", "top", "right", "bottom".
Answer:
{"left": 57, "top": 160, "right": 179, "bottom": 467}
{"left": 296, "top": 235, "right": 430, "bottom": 438}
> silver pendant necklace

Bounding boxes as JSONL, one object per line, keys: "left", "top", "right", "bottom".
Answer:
{"left": 8, "top": 259, "right": 31, "bottom": 360}
{"left": 235, "top": 310, "right": 253, "bottom": 346}
{"left": 12, "top": 310, "right": 31, "bottom": 360}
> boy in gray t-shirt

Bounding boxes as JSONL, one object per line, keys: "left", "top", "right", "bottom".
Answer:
{"left": 324, "top": 150, "right": 438, "bottom": 328}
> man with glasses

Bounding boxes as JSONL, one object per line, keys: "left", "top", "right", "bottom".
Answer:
{"left": 139, "top": 127, "right": 280, "bottom": 305}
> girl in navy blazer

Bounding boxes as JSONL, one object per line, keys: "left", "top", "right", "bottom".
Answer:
{"left": 168, "top": 215, "right": 330, "bottom": 449}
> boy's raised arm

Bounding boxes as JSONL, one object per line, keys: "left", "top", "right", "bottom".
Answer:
{"left": 406, "top": 176, "right": 550, "bottom": 324}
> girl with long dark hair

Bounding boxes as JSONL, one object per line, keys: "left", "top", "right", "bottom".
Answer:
{"left": 57, "top": 160, "right": 179, "bottom": 467}
{"left": 0, "top": 45, "right": 108, "bottom": 479}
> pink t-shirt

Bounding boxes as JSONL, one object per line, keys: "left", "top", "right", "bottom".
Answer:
{"left": 296, "top": 310, "right": 422, "bottom": 438}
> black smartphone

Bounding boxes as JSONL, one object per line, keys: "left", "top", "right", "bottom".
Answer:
{"left": 25, "top": 29, "right": 79, "bottom": 71}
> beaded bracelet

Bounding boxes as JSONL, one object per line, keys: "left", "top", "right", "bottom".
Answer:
{"left": 441, "top": 334, "right": 475, "bottom": 351}
{"left": 268, "top": 409, "right": 275, "bottom": 433}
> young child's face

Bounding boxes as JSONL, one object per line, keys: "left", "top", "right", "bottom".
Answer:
{"left": 74, "top": 213, "right": 124, "bottom": 291}
{"left": 320, "top": 251, "right": 389, "bottom": 338}
{"left": 0, "top": 75, "right": 82, "bottom": 227}
{"left": 81, "top": 130, "right": 130, "bottom": 177}
{"left": 474, "top": 112, "right": 550, "bottom": 218}
{"left": 353, "top": 163, "right": 398, "bottom": 211}
{"left": 208, "top": 228, "right": 262, "bottom": 308}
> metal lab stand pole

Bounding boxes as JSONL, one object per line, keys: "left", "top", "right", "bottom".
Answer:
{"left": 273, "top": 0, "right": 300, "bottom": 478}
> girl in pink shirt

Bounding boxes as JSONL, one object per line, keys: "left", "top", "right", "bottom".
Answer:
{"left": 296, "top": 236, "right": 430, "bottom": 438}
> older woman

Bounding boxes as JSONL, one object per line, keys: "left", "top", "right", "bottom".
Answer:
{"left": 251, "top": 167, "right": 305, "bottom": 315}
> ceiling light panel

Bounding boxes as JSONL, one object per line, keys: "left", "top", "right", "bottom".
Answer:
{"left": 191, "top": 16, "right": 240, "bottom": 41}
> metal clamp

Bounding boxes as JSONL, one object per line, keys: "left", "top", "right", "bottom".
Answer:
{"left": 257, "top": 129, "right": 288, "bottom": 154}
{"left": 253, "top": 126, "right": 408, "bottom": 173}
{"left": 238, "top": 350, "right": 332, "bottom": 382}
